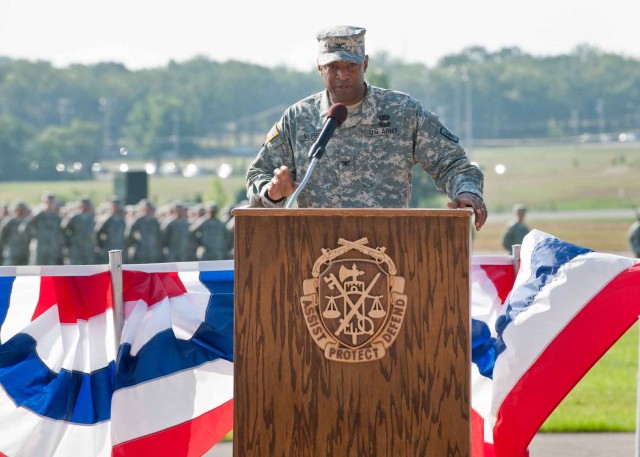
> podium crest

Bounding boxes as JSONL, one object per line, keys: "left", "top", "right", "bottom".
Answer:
{"left": 301, "top": 237, "right": 408, "bottom": 362}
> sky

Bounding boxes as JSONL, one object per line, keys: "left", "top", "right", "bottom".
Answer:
{"left": 1, "top": 0, "right": 639, "bottom": 71}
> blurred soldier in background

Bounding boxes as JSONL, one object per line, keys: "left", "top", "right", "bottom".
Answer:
{"left": 161, "top": 202, "right": 191, "bottom": 262}
{"left": 0, "top": 201, "right": 31, "bottom": 266}
{"left": 94, "top": 196, "right": 127, "bottom": 263}
{"left": 127, "top": 199, "right": 162, "bottom": 263}
{"left": 26, "top": 192, "right": 64, "bottom": 265}
{"left": 501, "top": 204, "right": 530, "bottom": 252}
{"left": 222, "top": 200, "right": 248, "bottom": 260}
{"left": 629, "top": 208, "right": 640, "bottom": 258}
{"left": 61, "top": 196, "right": 95, "bottom": 265}
{"left": 190, "top": 203, "right": 227, "bottom": 260}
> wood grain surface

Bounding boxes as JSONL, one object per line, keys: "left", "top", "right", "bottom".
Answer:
{"left": 234, "top": 208, "right": 471, "bottom": 457}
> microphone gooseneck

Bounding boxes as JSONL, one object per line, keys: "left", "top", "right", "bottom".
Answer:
{"left": 286, "top": 103, "right": 349, "bottom": 208}
{"left": 308, "top": 103, "right": 348, "bottom": 159}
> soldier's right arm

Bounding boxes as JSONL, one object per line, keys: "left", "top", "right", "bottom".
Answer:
{"left": 126, "top": 219, "right": 139, "bottom": 246}
{"left": 25, "top": 213, "right": 38, "bottom": 238}
{"left": 246, "top": 116, "right": 296, "bottom": 208}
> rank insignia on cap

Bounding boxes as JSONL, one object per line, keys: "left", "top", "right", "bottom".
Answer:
{"left": 266, "top": 124, "right": 280, "bottom": 142}
{"left": 440, "top": 126, "right": 459, "bottom": 143}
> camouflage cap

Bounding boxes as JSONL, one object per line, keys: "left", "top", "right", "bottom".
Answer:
{"left": 316, "top": 26, "right": 366, "bottom": 65}
{"left": 139, "top": 198, "right": 155, "bottom": 210}
{"left": 13, "top": 200, "right": 28, "bottom": 210}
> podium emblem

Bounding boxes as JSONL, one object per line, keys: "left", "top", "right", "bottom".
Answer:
{"left": 301, "top": 237, "right": 408, "bottom": 362}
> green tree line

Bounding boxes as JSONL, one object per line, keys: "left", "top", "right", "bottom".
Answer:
{"left": 0, "top": 45, "right": 639, "bottom": 181}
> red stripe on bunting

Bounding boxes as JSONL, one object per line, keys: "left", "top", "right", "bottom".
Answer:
{"left": 31, "top": 272, "right": 112, "bottom": 323}
{"left": 479, "top": 264, "right": 514, "bottom": 304}
{"left": 112, "top": 399, "right": 234, "bottom": 457}
{"left": 492, "top": 265, "right": 640, "bottom": 457}
{"left": 122, "top": 271, "right": 187, "bottom": 306}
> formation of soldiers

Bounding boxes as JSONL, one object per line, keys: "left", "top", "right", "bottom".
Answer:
{"left": 0, "top": 192, "right": 237, "bottom": 266}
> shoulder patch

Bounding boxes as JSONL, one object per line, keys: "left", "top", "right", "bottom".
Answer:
{"left": 440, "top": 126, "right": 459, "bottom": 143}
{"left": 266, "top": 124, "right": 280, "bottom": 143}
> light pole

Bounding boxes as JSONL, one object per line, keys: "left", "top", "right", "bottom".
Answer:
{"left": 99, "top": 97, "right": 111, "bottom": 159}
{"left": 460, "top": 67, "right": 474, "bottom": 151}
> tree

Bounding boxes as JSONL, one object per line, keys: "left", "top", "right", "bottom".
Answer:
{"left": 0, "top": 114, "right": 33, "bottom": 180}
{"left": 29, "top": 120, "right": 101, "bottom": 180}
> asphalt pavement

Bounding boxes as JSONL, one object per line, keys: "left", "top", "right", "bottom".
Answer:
{"left": 206, "top": 433, "right": 637, "bottom": 456}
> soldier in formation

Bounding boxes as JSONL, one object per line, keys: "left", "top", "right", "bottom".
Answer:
{"left": 127, "top": 199, "right": 163, "bottom": 263}
{"left": 61, "top": 196, "right": 96, "bottom": 264}
{"left": 161, "top": 202, "right": 192, "bottom": 262}
{"left": 190, "top": 203, "right": 228, "bottom": 260}
{"left": 0, "top": 201, "right": 32, "bottom": 266}
{"left": 0, "top": 196, "right": 232, "bottom": 266}
{"left": 94, "top": 196, "right": 127, "bottom": 263}
{"left": 26, "top": 192, "right": 65, "bottom": 265}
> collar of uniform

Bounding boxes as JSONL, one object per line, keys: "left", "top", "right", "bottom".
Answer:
{"left": 321, "top": 84, "right": 377, "bottom": 129}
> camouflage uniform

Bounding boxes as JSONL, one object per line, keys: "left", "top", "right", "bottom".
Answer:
{"left": 62, "top": 203, "right": 95, "bottom": 265}
{"left": 94, "top": 210, "right": 127, "bottom": 263}
{"left": 190, "top": 208, "right": 227, "bottom": 260}
{"left": 27, "top": 210, "right": 64, "bottom": 265}
{"left": 501, "top": 204, "right": 530, "bottom": 252}
{"left": 246, "top": 84, "right": 483, "bottom": 208}
{"left": 501, "top": 221, "right": 530, "bottom": 252}
{"left": 0, "top": 205, "right": 31, "bottom": 266}
{"left": 161, "top": 206, "right": 191, "bottom": 262}
{"left": 127, "top": 214, "right": 162, "bottom": 264}
{"left": 629, "top": 221, "right": 640, "bottom": 258}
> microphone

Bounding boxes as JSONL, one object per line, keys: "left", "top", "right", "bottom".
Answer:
{"left": 308, "top": 103, "right": 348, "bottom": 159}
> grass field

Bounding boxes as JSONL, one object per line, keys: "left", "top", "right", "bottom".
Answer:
{"left": 1, "top": 142, "right": 639, "bottom": 432}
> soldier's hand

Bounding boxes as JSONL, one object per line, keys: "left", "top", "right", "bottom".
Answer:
{"left": 267, "top": 165, "right": 299, "bottom": 201}
{"left": 448, "top": 192, "right": 487, "bottom": 231}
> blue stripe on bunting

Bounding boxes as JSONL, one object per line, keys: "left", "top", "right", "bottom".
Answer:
{"left": 487, "top": 235, "right": 593, "bottom": 371}
{"left": 0, "top": 332, "right": 114, "bottom": 424}
{"left": 507, "top": 236, "right": 591, "bottom": 319}
{"left": 114, "top": 292, "right": 234, "bottom": 391}
{"left": 0, "top": 276, "right": 16, "bottom": 330}
{"left": 199, "top": 269, "right": 234, "bottom": 295}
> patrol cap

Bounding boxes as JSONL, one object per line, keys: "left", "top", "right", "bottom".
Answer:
{"left": 13, "top": 200, "right": 28, "bottom": 210}
{"left": 139, "top": 198, "right": 155, "bottom": 210}
{"left": 513, "top": 203, "right": 527, "bottom": 212}
{"left": 316, "top": 26, "right": 366, "bottom": 65}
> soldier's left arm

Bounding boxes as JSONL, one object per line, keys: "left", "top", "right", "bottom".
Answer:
{"left": 414, "top": 107, "right": 487, "bottom": 229}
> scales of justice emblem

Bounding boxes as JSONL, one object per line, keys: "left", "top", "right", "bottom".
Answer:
{"left": 300, "top": 237, "right": 408, "bottom": 362}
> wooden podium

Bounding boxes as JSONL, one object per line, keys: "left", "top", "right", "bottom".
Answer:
{"left": 233, "top": 208, "right": 471, "bottom": 456}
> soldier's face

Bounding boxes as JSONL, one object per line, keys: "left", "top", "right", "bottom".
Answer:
{"left": 318, "top": 56, "right": 368, "bottom": 105}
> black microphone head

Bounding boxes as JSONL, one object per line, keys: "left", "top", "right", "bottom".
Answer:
{"left": 327, "top": 103, "right": 348, "bottom": 126}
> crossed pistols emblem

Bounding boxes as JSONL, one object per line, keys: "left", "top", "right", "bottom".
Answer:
{"left": 301, "top": 238, "right": 408, "bottom": 362}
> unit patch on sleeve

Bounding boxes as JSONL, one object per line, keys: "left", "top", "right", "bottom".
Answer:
{"left": 440, "top": 126, "right": 459, "bottom": 143}
{"left": 266, "top": 123, "right": 280, "bottom": 143}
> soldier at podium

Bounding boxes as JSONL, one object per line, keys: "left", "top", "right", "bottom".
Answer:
{"left": 246, "top": 25, "right": 487, "bottom": 230}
